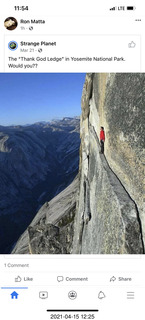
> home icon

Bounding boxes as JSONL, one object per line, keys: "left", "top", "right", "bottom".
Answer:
{"left": 11, "top": 291, "right": 19, "bottom": 299}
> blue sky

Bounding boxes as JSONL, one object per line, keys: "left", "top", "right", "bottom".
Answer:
{"left": 0, "top": 73, "right": 86, "bottom": 126}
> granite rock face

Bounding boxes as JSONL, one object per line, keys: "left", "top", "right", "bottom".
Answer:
{"left": 72, "top": 73, "right": 144, "bottom": 254}
{"left": 12, "top": 177, "right": 78, "bottom": 254}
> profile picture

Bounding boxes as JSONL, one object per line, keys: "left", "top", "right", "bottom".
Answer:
{"left": 4, "top": 17, "right": 18, "bottom": 30}
{"left": 8, "top": 41, "right": 18, "bottom": 51}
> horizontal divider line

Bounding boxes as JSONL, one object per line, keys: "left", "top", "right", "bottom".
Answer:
{"left": 46, "top": 310, "right": 99, "bottom": 312}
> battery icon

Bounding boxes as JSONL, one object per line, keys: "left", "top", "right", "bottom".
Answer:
{"left": 127, "top": 6, "right": 136, "bottom": 10}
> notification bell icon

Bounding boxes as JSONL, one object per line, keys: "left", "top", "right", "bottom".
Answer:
{"left": 98, "top": 291, "right": 106, "bottom": 299}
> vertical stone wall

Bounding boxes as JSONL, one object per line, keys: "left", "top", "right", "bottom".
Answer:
{"left": 72, "top": 73, "right": 144, "bottom": 253}
{"left": 93, "top": 73, "right": 145, "bottom": 245}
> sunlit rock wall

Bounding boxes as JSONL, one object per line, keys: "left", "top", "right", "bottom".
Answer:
{"left": 72, "top": 73, "right": 144, "bottom": 253}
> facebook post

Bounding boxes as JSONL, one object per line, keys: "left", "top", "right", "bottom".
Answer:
{"left": 0, "top": 1, "right": 145, "bottom": 319}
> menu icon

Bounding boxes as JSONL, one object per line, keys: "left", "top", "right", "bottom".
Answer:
{"left": 127, "top": 292, "right": 135, "bottom": 299}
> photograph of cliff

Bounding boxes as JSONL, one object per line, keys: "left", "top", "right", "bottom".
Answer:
{"left": 0, "top": 73, "right": 144, "bottom": 254}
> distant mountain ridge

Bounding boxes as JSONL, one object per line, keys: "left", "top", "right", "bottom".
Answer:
{"left": 0, "top": 117, "right": 80, "bottom": 253}
{"left": 6, "top": 116, "right": 80, "bottom": 128}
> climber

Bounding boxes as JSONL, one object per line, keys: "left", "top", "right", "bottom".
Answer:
{"left": 100, "top": 127, "right": 105, "bottom": 154}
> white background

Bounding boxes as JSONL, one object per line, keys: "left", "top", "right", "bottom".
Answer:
{"left": 0, "top": 0, "right": 145, "bottom": 71}
{"left": 0, "top": 255, "right": 145, "bottom": 319}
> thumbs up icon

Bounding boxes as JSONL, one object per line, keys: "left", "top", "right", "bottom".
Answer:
{"left": 15, "top": 276, "right": 22, "bottom": 282}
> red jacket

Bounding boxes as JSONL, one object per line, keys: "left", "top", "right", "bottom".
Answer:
{"left": 100, "top": 130, "right": 105, "bottom": 141}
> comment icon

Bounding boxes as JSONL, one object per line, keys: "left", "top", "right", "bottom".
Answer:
{"left": 57, "top": 276, "right": 64, "bottom": 282}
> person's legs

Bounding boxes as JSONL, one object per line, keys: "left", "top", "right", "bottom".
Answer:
{"left": 100, "top": 140, "right": 104, "bottom": 154}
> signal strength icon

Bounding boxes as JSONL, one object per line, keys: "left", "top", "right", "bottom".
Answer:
{"left": 110, "top": 7, "right": 117, "bottom": 10}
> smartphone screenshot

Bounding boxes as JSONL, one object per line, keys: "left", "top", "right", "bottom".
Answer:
{"left": 0, "top": 1, "right": 145, "bottom": 319}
